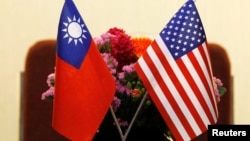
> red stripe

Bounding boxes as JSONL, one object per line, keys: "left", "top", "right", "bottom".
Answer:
{"left": 135, "top": 39, "right": 218, "bottom": 140}
{"left": 155, "top": 41, "right": 208, "bottom": 132}
{"left": 136, "top": 41, "right": 201, "bottom": 140}
{"left": 151, "top": 41, "right": 202, "bottom": 136}
{"left": 176, "top": 54, "right": 212, "bottom": 129}
{"left": 187, "top": 48, "right": 217, "bottom": 124}
{"left": 175, "top": 57, "right": 209, "bottom": 131}
{"left": 134, "top": 60, "right": 184, "bottom": 141}
{"left": 198, "top": 45, "right": 218, "bottom": 119}
{"left": 200, "top": 42, "right": 213, "bottom": 80}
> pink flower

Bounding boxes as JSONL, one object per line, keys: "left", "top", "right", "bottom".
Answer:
{"left": 100, "top": 32, "right": 113, "bottom": 43}
{"left": 101, "top": 53, "right": 118, "bottom": 75}
{"left": 93, "top": 37, "right": 104, "bottom": 46}
{"left": 122, "top": 64, "right": 134, "bottom": 73}
{"left": 46, "top": 73, "right": 55, "bottom": 87}
{"left": 110, "top": 68, "right": 117, "bottom": 75}
{"left": 118, "top": 72, "right": 125, "bottom": 79}
{"left": 116, "top": 81, "right": 130, "bottom": 95}
{"left": 112, "top": 96, "right": 121, "bottom": 111}
{"left": 213, "top": 76, "right": 223, "bottom": 86}
{"left": 213, "top": 76, "right": 223, "bottom": 103}
{"left": 41, "top": 87, "right": 54, "bottom": 100}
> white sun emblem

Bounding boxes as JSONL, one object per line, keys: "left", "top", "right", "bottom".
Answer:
{"left": 61, "top": 16, "right": 87, "bottom": 45}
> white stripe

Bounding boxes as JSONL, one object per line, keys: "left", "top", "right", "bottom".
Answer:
{"left": 155, "top": 35, "right": 210, "bottom": 134}
{"left": 192, "top": 47, "right": 217, "bottom": 123}
{"left": 201, "top": 44, "right": 215, "bottom": 97}
{"left": 202, "top": 43, "right": 219, "bottom": 116}
{"left": 181, "top": 53, "right": 213, "bottom": 125}
{"left": 200, "top": 43, "right": 218, "bottom": 113}
{"left": 137, "top": 52, "right": 190, "bottom": 141}
{"left": 202, "top": 43, "right": 212, "bottom": 73}
{"left": 147, "top": 46, "right": 202, "bottom": 135}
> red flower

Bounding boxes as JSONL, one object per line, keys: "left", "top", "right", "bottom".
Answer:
{"left": 107, "top": 27, "right": 138, "bottom": 71}
{"left": 107, "top": 27, "right": 125, "bottom": 35}
{"left": 131, "top": 89, "right": 141, "bottom": 98}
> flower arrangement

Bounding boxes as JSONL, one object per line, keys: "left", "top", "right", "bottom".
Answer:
{"left": 41, "top": 27, "right": 226, "bottom": 140}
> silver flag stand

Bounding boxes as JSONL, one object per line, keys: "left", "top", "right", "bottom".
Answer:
{"left": 109, "top": 92, "right": 149, "bottom": 141}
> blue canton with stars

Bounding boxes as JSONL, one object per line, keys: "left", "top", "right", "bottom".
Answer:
{"left": 160, "top": 0, "right": 206, "bottom": 60}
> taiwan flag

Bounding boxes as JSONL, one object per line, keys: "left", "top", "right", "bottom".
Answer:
{"left": 52, "top": 0, "right": 116, "bottom": 140}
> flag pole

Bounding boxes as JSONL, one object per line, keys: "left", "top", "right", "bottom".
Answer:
{"left": 110, "top": 92, "right": 148, "bottom": 141}
{"left": 122, "top": 92, "right": 148, "bottom": 141}
{"left": 109, "top": 106, "right": 124, "bottom": 139}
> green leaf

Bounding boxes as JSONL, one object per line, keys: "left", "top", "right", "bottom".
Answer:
{"left": 126, "top": 82, "right": 132, "bottom": 89}
{"left": 218, "top": 86, "right": 227, "bottom": 96}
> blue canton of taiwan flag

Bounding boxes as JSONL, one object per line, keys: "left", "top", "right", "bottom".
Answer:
{"left": 57, "top": 0, "right": 91, "bottom": 69}
{"left": 134, "top": 0, "right": 219, "bottom": 141}
{"left": 52, "top": 0, "right": 116, "bottom": 141}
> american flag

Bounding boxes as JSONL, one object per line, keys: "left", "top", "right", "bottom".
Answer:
{"left": 134, "top": 1, "right": 218, "bottom": 141}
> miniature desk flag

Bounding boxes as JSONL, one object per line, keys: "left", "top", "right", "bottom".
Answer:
{"left": 134, "top": 0, "right": 219, "bottom": 140}
{"left": 52, "top": 0, "right": 116, "bottom": 140}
